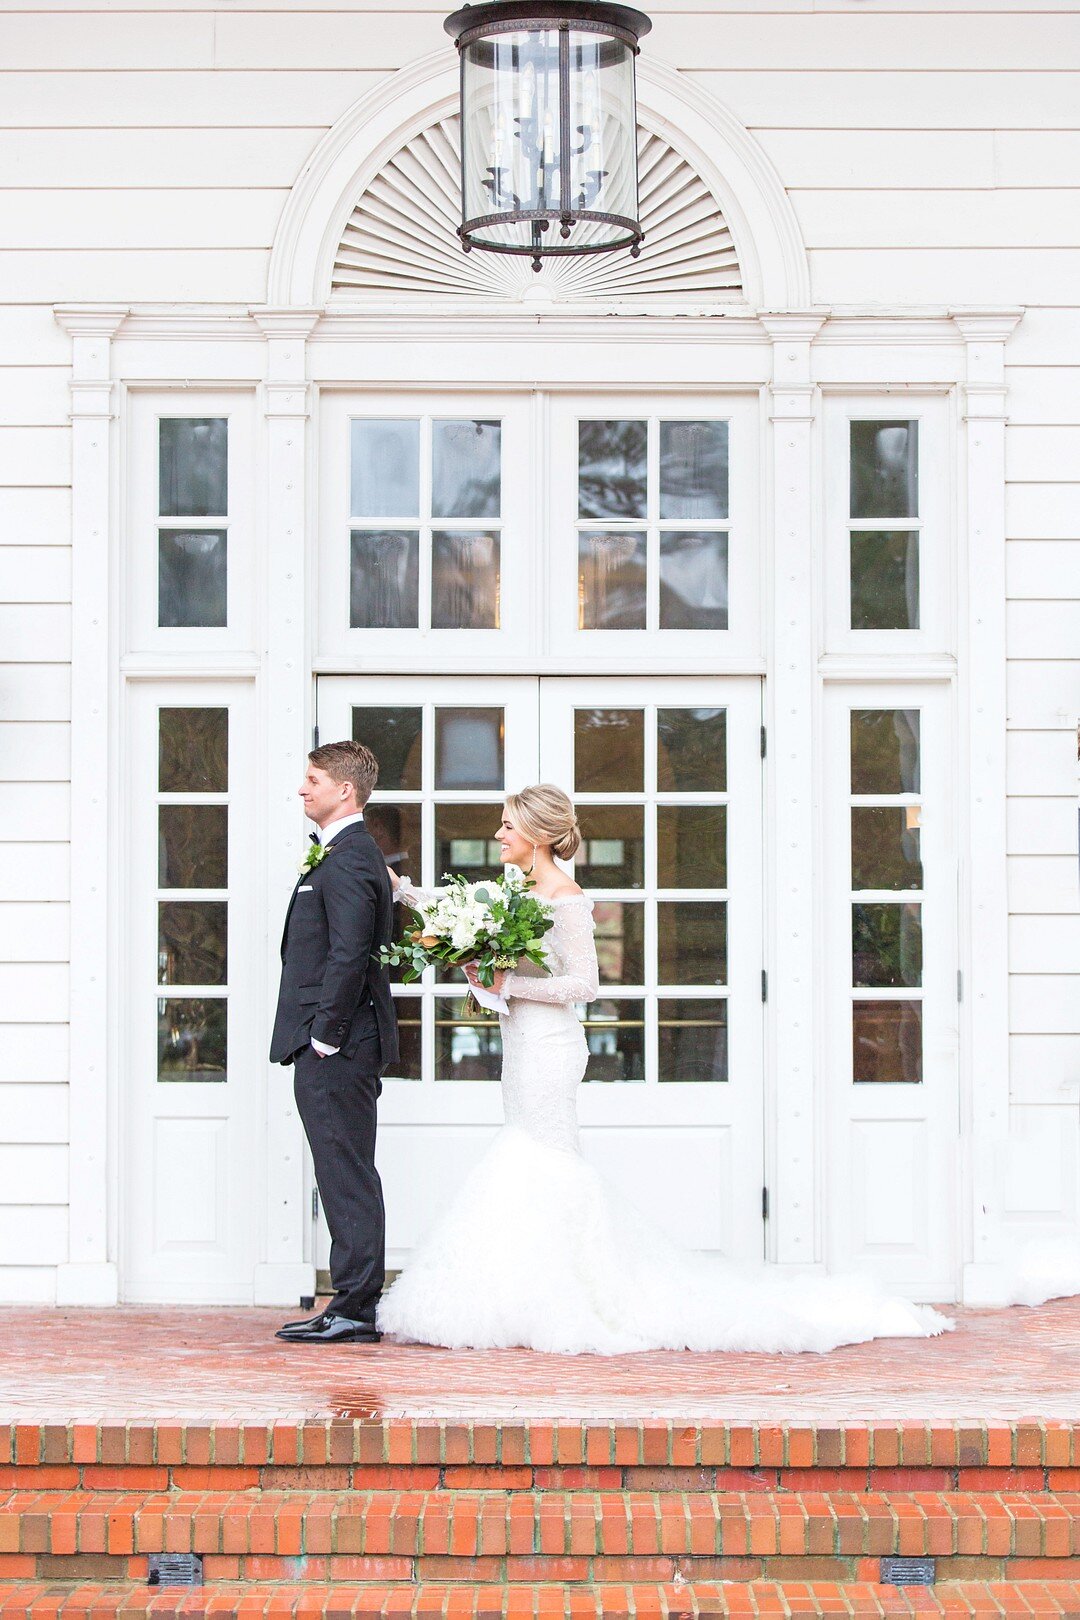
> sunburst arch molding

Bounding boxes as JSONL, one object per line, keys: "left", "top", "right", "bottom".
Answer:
{"left": 267, "top": 50, "right": 809, "bottom": 311}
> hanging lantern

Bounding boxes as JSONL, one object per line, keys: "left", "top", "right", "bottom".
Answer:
{"left": 443, "top": 0, "right": 652, "bottom": 271}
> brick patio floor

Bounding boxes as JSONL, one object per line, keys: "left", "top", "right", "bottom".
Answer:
{"left": 1, "top": 1298, "right": 1079, "bottom": 1423}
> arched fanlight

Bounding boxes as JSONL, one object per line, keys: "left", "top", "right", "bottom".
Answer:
{"left": 443, "top": 0, "right": 652, "bottom": 271}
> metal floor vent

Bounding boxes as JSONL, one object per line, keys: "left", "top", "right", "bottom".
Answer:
{"left": 880, "top": 1556, "right": 936, "bottom": 1587}
{"left": 148, "top": 1554, "right": 203, "bottom": 1587}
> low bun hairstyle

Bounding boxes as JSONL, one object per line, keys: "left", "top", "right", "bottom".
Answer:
{"left": 505, "top": 783, "right": 582, "bottom": 862}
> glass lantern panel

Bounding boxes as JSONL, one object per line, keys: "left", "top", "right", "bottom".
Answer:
{"left": 567, "top": 32, "right": 637, "bottom": 232}
{"left": 462, "top": 29, "right": 562, "bottom": 247}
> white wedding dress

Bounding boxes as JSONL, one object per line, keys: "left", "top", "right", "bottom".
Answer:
{"left": 377, "top": 890, "right": 953, "bottom": 1355}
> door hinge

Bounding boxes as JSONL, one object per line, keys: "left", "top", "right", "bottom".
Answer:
{"left": 761, "top": 968, "right": 767, "bottom": 1002}
{"left": 311, "top": 1188, "right": 319, "bottom": 1221}
{"left": 762, "top": 1187, "right": 769, "bottom": 1220}
{"left": 312, "top": 724, "right": 320, "bottom": 749}
{"left": 760, "top": 724, "right": 767, "bottom": 759}
{"left": 957, "top": 969, "right": 963, "bottom": 1003}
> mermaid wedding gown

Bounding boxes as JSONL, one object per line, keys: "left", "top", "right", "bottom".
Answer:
{"left": 376, "top": 890, "right": 952, "bottom": 1355}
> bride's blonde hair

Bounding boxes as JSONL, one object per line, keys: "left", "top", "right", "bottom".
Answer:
{"left": 505, "top": 783, "right": 582, "bottom": 862}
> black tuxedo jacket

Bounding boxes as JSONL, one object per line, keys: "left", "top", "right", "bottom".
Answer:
{"left": 270, "top": 819, "right": 399, "bottom": 1072}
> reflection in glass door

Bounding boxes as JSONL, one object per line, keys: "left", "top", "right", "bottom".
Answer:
{"left": 315, "top": 676, "right": 764, "bottom": 1266}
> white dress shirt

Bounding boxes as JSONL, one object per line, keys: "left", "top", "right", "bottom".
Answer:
{"left": 309, "top": 813, "right": 364, "bottom": 1056}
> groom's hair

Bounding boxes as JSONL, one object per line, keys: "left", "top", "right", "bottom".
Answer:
{"left": 309, "top": 739, "right": 379, "bottom": 806}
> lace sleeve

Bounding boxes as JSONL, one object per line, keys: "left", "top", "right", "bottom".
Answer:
{"left": 393, "top": 878, "right": 445, "bottom": 908}
{"left": 503, "top": 898, "right": 599, "bottom": 1006}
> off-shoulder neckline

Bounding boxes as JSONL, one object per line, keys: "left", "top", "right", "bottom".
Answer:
{"left": 543, "top": 892, "right": 593, "bottom": 909}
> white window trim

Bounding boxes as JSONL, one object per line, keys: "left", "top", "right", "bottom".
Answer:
{"left": 52, "top": 301, "right": 1021, "bottom": 1306}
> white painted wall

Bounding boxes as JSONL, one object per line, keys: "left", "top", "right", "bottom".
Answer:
{"left": 0, "top": 0, "right": 1076, "bottom": 1301}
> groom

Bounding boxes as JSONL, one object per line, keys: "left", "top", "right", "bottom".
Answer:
{"left": 270, "top": 740, "right": 398, "bottom": 1344}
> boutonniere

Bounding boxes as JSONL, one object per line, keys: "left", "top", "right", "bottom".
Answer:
{"left": 298, "top": 834, "right": 331, "bottom": 876}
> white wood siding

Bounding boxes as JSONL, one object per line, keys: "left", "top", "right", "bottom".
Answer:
{"left": 0, "top": 0, "right": 1077, "bottom": 1294}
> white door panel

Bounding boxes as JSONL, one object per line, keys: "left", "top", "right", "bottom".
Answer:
{"left": 317, "top": 674, "right": 766, "bottom": 1270}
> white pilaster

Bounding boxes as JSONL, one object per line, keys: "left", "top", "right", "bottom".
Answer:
{"left": 760, "top": 315, "right": 826, "bottom": 1268}
{"left": 952, "top": 309, "right": 1024, "bottom": 1306}
{"left": 251, "top": 308, "right": 321, "bottom": 1306}
{"left": 53, "top": 306, "right": 129, "bottom": 1305}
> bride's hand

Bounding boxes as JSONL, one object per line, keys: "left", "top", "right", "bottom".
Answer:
{"left": 464, "top": 963, "right": 507, "bottom": 995}
{"left": 386, "top": 866, "right": 401, "bottom": 891}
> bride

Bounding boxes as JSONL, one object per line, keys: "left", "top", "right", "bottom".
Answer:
{"left": 377, "top": 783, "right": 952, "bottom": 1355}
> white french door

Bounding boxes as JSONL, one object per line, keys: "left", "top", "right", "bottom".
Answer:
{"left": 317, "top": 673, "right": 765, "bottom": 1267}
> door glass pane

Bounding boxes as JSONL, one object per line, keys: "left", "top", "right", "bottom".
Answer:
{"left": 432, "top": 419, "right": 501, "bottom": 519}
{"left": 852, "top": 901, "right": 922, "bottom": 988}
{"left": 435, "top": 1011, "right": 503, "bottom": 1080}
{"left": 350, "top": 419, "right": 420, "bottom": 518}
{"left": 851, "top": 531, "right": 919, "bottom": 631}
{"left": 659, "top": 420, "right": 729, "bottom": 520}
{"left": 582, "top": 997, "right": 645, "bottom": 1082}
{"left": 853, "top": 1000, "right": 922, "bottom": 1083}
{"left": 850, "top": 420, "right": 918, "bottom": 519}
{"left": 592, "top": 901, "right": 645, "bottom": 985}
{"left": 159, "top": 708, "right": 228, "bottom": 793}
{"left": 850, "top": 709, "right": 920, "bottom": 795}
{"left": 659, "top": 533, "right": 728, "bottom": 630}
{"left": 159, "top": 418, "right": 227, "bottom": 518}
{"left": 657, "top": 900, "right": 727, "bottom": 986}
{"left": 851, "top": 807, "right": 922, "bottom": 890}
{"left": 351, "top": 707, "right": 422, "bottom": 792}
{"left": 574, "top": 709, "right": 644, "bottom": 792}
{"left": 578, "top": 420, "right": 647, "bottom": 519}
{"left": 576, "top": 805, "right": 644, "bottom": 888}
{"left": 159, "top": 529, "right": 227, "bottom": 628}
{"left": 389, "top": 996, "right": 422, "bottom": 1080}
{"left": 158, "top": 997, "right": 226, "bottom": 1082}
{"left": 658, "top": 998, "right": 727, "bottom": 1082}
{"left": 431, "top": 532, "right": 500, "bottom": 629}
{"left": 657, "top": 806, "right": 726, "bottom": 889}
{"left": 578, "top": 531, "right": 647, "bottom": 629}
{"left": 350, "top": 531, "right": 419, "bottom": 629}
{"left": 657, "top": 708, "right": 726, "bottom": 792}
{"left": 158, "top": 901, "right": 227, "bottom": 986}
{"left": 158, "top": 805, "right": 228, "bottom": 889}
{"left": 434, "top": 708, "right": 504, "bottom": 789}
{"left": 435, "top": 804, "right": 503, "bottom": 881}
{"left": 365, "top": 802, "right": 422, "bottom": 879}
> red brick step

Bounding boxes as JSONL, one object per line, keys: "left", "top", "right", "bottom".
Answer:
{"left": 4, "top": 1488, "right": 1080, "bottom": 1567}
{"left": 5, "top": 1579, "right": 1080, "bottom": 1616}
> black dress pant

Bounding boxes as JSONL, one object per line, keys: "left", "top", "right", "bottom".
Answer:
{"left": 292, "top": 1022, "right": 384, "bottom": 1321}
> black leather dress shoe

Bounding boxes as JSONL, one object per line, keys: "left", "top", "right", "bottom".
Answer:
{"left": 276, "top": 1312, "right": 381, "bottom": 1344}
{"left": 276, "top": 1310, "right": 330, "bottom": 1338}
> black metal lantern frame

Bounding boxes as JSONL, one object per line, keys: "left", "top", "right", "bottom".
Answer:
{"left": 444, "top": 0, "right": 652, "bottom": 271}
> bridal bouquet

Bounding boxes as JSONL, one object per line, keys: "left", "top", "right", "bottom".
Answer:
{"left": 378, "top": 871, "right": 554, "bottom": 1014}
